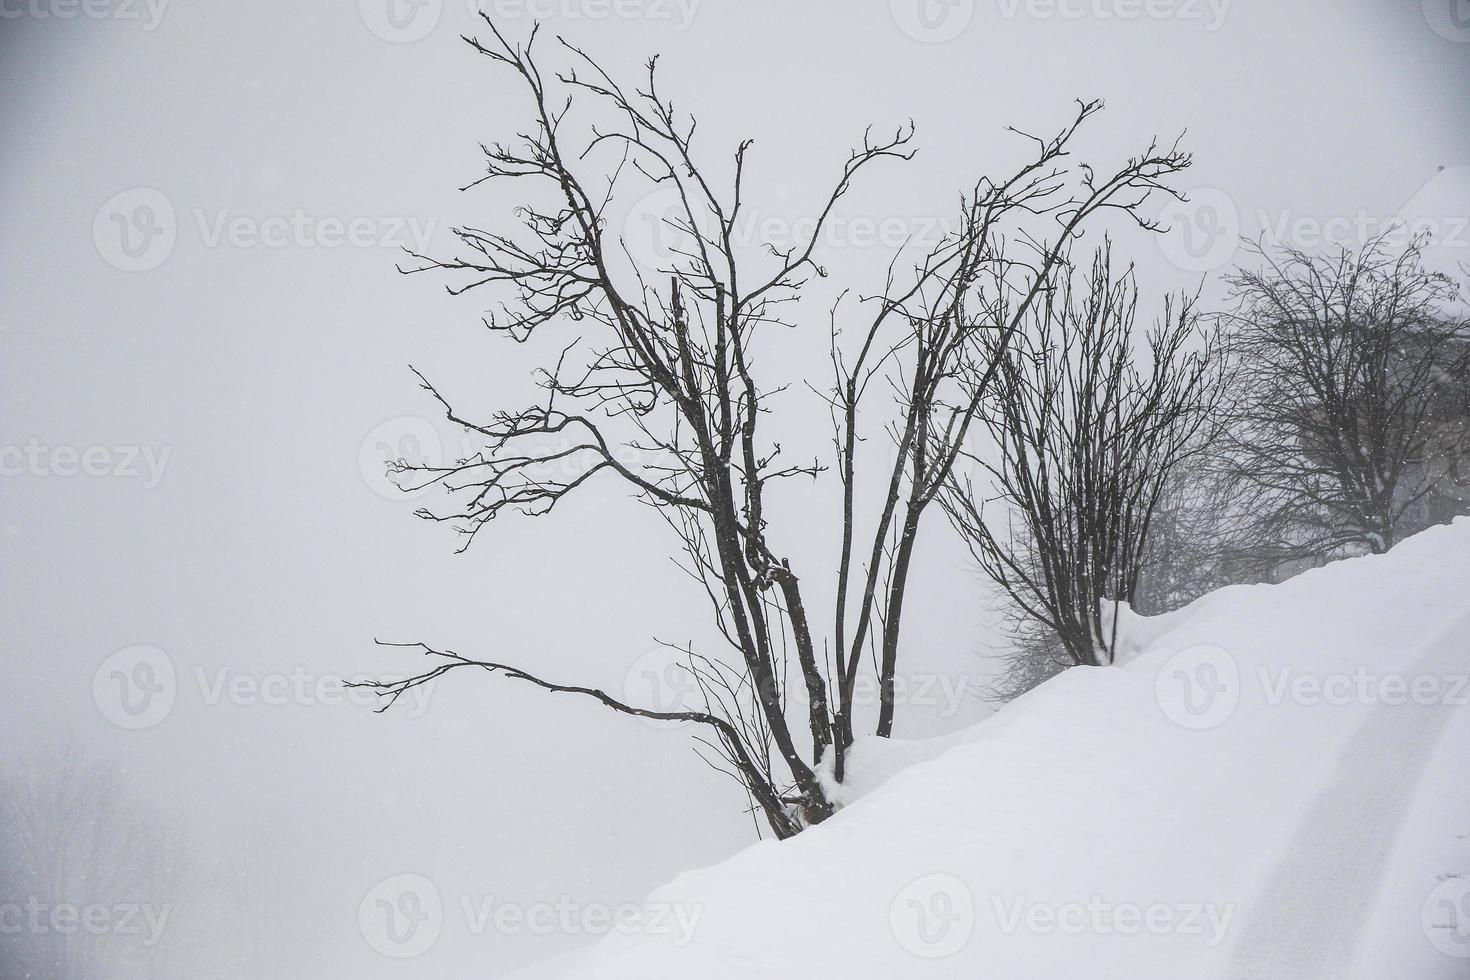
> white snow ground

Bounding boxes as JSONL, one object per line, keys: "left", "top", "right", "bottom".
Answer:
{"left": 537, "top": 519, "right": 1470, "bottom": 979}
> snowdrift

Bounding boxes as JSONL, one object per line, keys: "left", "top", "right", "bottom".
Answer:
{"left": 550, "top": 520, "right": 1470, "bottom": 979}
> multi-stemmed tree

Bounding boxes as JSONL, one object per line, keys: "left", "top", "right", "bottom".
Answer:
{"left": 942, "top": 246, "right": 1222, "bottom": 671}
{"left": 358, "top": 18, "right": 1190, "bottom": 837}
{"left": 1220, "top": 236, "right": 1469, "bottom": 570}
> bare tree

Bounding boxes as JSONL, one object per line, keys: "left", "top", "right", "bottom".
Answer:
{"left": 943, "top": 246, "right": 1221, "bottom": 668}
{"left": 356, "top": 19, "right": 1190, "bottom": 836}
{"left": 1220, "top": 235, "right": 1470, "bottom": 570}
{"left": 0, "top": 745, "right": 189, "bottom": 980}
{"left": 1129, "top": 458, "right": 1247, "bottom": 613}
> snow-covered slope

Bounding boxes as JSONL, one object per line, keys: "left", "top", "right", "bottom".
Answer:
{"left": 551, "top": 520, "right": 1470, "bottom": 979}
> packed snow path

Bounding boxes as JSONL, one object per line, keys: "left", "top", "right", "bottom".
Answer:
{"left": 547, "top": 522, "right": 1470, "bottom": 979}
{"left": 1226, "top": 612, "right": 1469, "bottom": 978}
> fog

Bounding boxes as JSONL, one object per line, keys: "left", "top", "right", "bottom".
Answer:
{"left": 1, "top": 1, "right": 1466, "bottom": 976}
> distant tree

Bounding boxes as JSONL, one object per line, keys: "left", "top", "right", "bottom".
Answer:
{"left": 1130, "top": 458, "right": 1251, "bottom": 614}
{"left": 943, "top": 247, "right": 1221, "bottom": 669}
{"left": 0, "top": 745, "right": 189, "bottom": 980}
{"left": 981, "top": 620, "right": 1074, "bottom": 703}
{"left": 984, "top": 460, "right": 1240, "bottom": 703}
{"left": 1221, "top": 236, "right": 1470, "bottom": 570}
{"left": 226, "top": 825, "right": 311, "bottom": 980}
{"left": 357, "top": 19, "right": 1190, "bottom": 836}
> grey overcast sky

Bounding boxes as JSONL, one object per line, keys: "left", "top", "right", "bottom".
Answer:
{"left": 1, "top": 1, "right": 1467, "bottom": 977}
